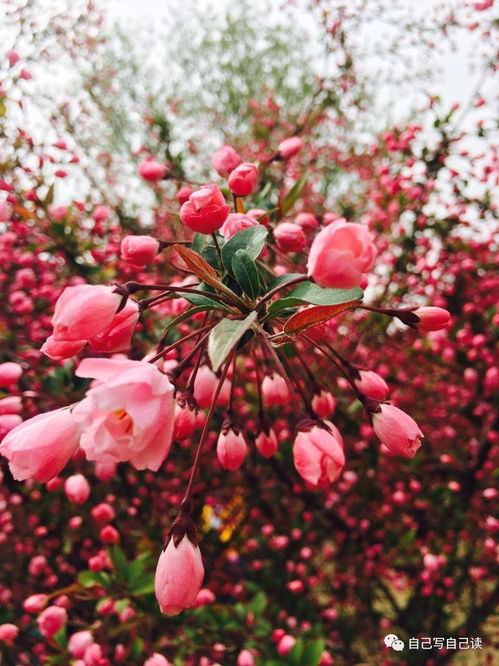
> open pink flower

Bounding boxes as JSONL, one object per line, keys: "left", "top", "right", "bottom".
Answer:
{"left": 154, "top": 535, "right": 204, "bottom": 615}
{"left": 307, "top": 219, "right": 375, "bottom": 289}
{"left": 72, "top": 358, "right": 174, "bottom": 471}
{"left": 293, "top": 422, "right": 345, "bottom": 486}
{"left": 372, "top": 404, "right": 423, "bottom": 458}
{"left": 0, "top": 408, "right": 80, "bottom": 482}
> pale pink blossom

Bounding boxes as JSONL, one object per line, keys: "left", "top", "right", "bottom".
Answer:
{"left": 64, "top": 474, "right": 91, "bottom": 504}
{"left": 0, "top": 362, "right": 22, "bottom": 386}
{"left": 68, "top": 631, "right": 95, "bottom": 658}
{"left": 278, "top": 136, "right": 303, "bottom": 159}
{"left": 217, "top": 428, "right": 247, "bottom": 470}
{"left": 72, "top": 358, "right": 175, "bottom": 471}
{"left": 261, "top": 373, "right": 290, "bottom": 406}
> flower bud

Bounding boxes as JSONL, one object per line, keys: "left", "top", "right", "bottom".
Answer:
{"left": 372, "top": 404, "right": 423, "bottom": 458}
{"left": 0, "top": 362, "right": 22, "bottom": 387}
{"left": 261, "top": 373, "right": 290, "bottom": 406}
{"left": 64, "top": 474, "right": 91, "bottom": 504}
{"left": 139, "top": 160, "right": 166, "bottom": 181}
{"left": 211, "top": 145, "right": 243, "bottom": 176}
{"left": 228, "top": 163, "right": 259, "bottom": 197}
{"left": 293, "top": 422, "right": 345, "bottom": 486}
{"left": 220, "top": 213, "right": 259, "bottom": 241}
{"left": 278, "top": 136, "right": 303, "bottom": 159}
{"left": 413, "top": 306, "right": 451, "bottom": 332}
{"left": 255, "top": 427, "right": 279, "bottom": 458}
{"left": 217, "top": 427, "right": 247, "bottom": 470}
{"left": 37, "top": 605, "right": 67, "bottom": 638}
{"left": 274, "top": 222, "right": 307, "bottom": 253}
{"left": 68, "top": 631, "right": 94, "bottom": 658}
{"left": 120, "top": 235, "right": 160, "bottom": 266}
{"left": 154, "top": 535, "right": 204, "bottom": 615}
{"left": 354, "top": 370, "right": 389, "bottom": 401}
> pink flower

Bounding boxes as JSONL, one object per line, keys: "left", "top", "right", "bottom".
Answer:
{"left": 176, "top": 185, "right": 193, "bottom": 204}
{"left": 139, "top": 160, "right": 165, "bottom": 181}
{"left": 255, "top": 427, "right": 279, "bottom": 458}
{"left": 295, "top": 212, "right": 318, "bottom": 232}
{"left": 0, "top": 362, "right": 22, "bottom": 387}
{"left": 72, "top": 358, "right": 175, "bottom": 471}
{"left": 308, "top": 219, "right": 375, "bottom": 289}
{"left": 372, "top": 404, "right": 423, "bottom": 458}
{"left": 354, "top": 370, "right": 389, "bottom": 401}
{"left": 0, "top": 396, "right": 21, "bottom": 415}
{"left": 64, "top": 474, "right": 91, "bottom": 504}
{"left": 0, "top": 414, "right": 22, "bottom": 440}
{"left": 6, "top": 50, "right": 20, "bottom": 67}
{"left": 228, "top": 162, "right": 259, "bottom": 197}
{"left": 92, "top": 205, "right": 111, "bottom": 223}
{"left": 247, "top": 208, "right": 270, "bottom": 226}
{"left": 154, "top": 535, "right": 204, "bottom": 615}
{"left": 48, "top": 204, "right": 68, "bottom": 221}
{"left": 237, "top": 650, "right": 255, "bottom": 666}
{"left": 41, "top": 285, "right": 139, "bottom": 359}
{"left": 121, "top": 235, "right": 160, "bottom": 266}
{"left": 68, "top": 631, "right": 95, "bottom": 658}
{"left": 278, "top": 136, "right": 303, "bottom": 159}
{"left": 211, "top": 145, "right": 243, "bottom": 176}
{"left": 194, "top": 588, "right": 216, "bottom": 606}
{"left": 193, "top": 365, "right": 218, "bottom": 409}
{"left": 414, "top": 306, "right": 451, "bottom": 332}
{"left": 0, "top": 623, "right": 18, "bottom": 643}
{"left": 217, "top": 427, "right": 247, "bottom": 470}
{"left": 312, "top": 391, "right": 336, "bottom": 418}
{"left": 261, "top": 373, "right": 290, "bottom": 406}
{"left": 23, "top": 594, "right": 48, "bottom": 613}
{"left": 0, "top": 408, "right": 80, "bottom": 482}
{"left": 277, "top": 635, "right": 296, "bottom": 656}
{"left": 274, "top": 222, "right": 307, "bottom": 253}
{"left": 180, "top": 184, "right": 231, "bottom": 234}
{"left": 220, "top": 213, "right": 259, "bottom": 241}
{"left": 37, "top": 605, "right": 67, "bottom": 638}
{"left": 87, "top": 299, "right": 139, "bottom": 354}
{"left": 293, "top": 422, "right": 345, "bottom": 486}
{"left": 173, "top": 404, "right": 197, "bottom": 440}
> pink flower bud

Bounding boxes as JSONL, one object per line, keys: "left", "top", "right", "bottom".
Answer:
{"left": 247, "top": 208, "right": 270, "bottom": 226}
{"left": 120, "top": 235, "right": 160, "bottom": 266}
{"left": 194, "top": 588, "right": 216, "bottom": 606}
{"left": 0, "top": 623, "right": 18, "bottom": 643}
{"left": 278, "top": 136, "right": 303, "bottom": 159}
{"left": 68, "top": 631, "right": 94, "bottom": 658}
{"left": 372, "top": 404, "right": 423, "bottom": 458}
{"left": 0, "top": 362, "right": 23, "bottom": 387}
{"left": 91, "top": 502, "right": 115, "bottom": 523}
{"left": 308, "top": 219, "right": 375, "bottom": 289}
{"left": 64, "top": 474, "right": 91, "bottom": 504}
{"left": 211, "top": 145, "right": 243, "bottom": 176}
{"left": 177, "top": 185, "right": 193, "bottom": 204}
{"left": 6, "top": 50, "right": 20, "bottom": 67}
{"left": 193, "top": 365, "right": 218, "bottom": 409}
{"left": 37, "top": 605, "right": 67, "bottom": 638}
{"left": 255, "top": 427, "right": 279, "bottom": 458}
{"left": 295, "top": 212, "right": 318, "bottom": 232}
{"left": 217, "top": 428, "right": 247, "bottom": 470}
{"left": 277, "top": 635, "right": 296, "bottom": 656}
{"left": 413, "top": 306, "right": 451, "bottom": 332}
{"left": 180, "top": 184, "right": 231, "bottom": 234}
{"left": 87, "top": 299, "right": 139, "bottom": 354}
{"left": 354, "top": 370, "right": 389, "bottom": 401}
{"left": 139, "top": 160, "right": 166, "bottom": 181}
{"left": 0, "top": 414, "right": 23, "bottom": 439}
{"left": 311, "top": 391, "right": 336, "bottom": 418}
{"left": 173, "top": 404, "right": 197, "bottom": 440}
{"left": 48, "top": 205, "right": 68, "bottom": 221}
{"left": 261, "top": 373, "right": 290, "bottom": 406}
{"left": 23, "top": 594, "right": 48, "bottom": 613}
{"left": 100, "top": 525, "right": 120, "bottom": 544}
{"left": 0, "top": 408, "right": 80, "bottom": 482}
{"left": 228, "top": 163, "right": 259, "bottom": 197}
{"left": 154, "top": 535, "right": 204, "bottom": 615}
{"left": 237, "top": 649, "right": 255, "bottom": 666}
{"left": 293, "top": 422, "right": 345, "bottom": 486}
{"left": 274, "top": 222, "right": 307, "bottom": 253}
{"left": 220, "top": 213, "right": 259, "bottom": 241}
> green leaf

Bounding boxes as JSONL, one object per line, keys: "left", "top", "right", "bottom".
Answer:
{"left": 287, "top": 637, "right": 304, "bottom": 665}
{"left": 301, "top": 639, "right": 326, "bottom": 666}
{"left": 280, "top": 173, "right": 308, "bottom": 216}
{"left": 208, "top": 312, "right": 257, "bottom": 372}
{"left": 251, "top": 591, "right": 267, "bottom": 614}
{"left": 232, "top": 249, "right": 260, "bottom": 299}
{"left": 267, "top": 273, "right": 304, "bottom": 292}
{"left": 78, "top": 570, "right": 111, "bottom": 589}
{"left": 191, "top": 233, "right": 207, "bottom": 254}
{"left": 183, "top": 290, "right": 229, "bottom": 311}
{"left": 129, "top": 577, "right": 155, "bottom": 596}
{"left": 109, "top": 545, "right": 128, "bottom": 578}
{"left": 287, "top": 281, "right": 363, "bottom": 305}
{"left": 222, "top": 226, "right": 268, "bottom": 273}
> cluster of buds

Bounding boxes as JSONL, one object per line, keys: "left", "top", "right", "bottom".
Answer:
{"left": 0, "top": 139, "right": 451, "bottom": 615}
